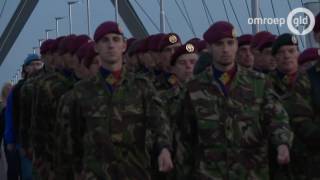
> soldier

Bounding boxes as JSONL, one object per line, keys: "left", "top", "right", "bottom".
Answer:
{"left": 236, "top": 34, "right": 254, "bottom": 69}
{"left": 55, "top": 21, "right": 173, "bottom": 179}
{"left": 31, "top": 34, "right": 89, "bottom": 179}
{"left": 269, "top": 33, "right": 320, "bottom": 179}
{"left": 159, "top": 43, "right": 198, "bottom": 180}
{"left": 179, "top": 21, "right": 292, "bottom": 179}
{"left": 251, "top": 31, "right": 277, "bottom": 74}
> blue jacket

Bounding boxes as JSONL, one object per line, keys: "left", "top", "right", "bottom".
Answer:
{"left": 4, "top": 90, "right": 15, "bottom": 144}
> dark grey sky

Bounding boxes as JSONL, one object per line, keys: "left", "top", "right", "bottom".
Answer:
{"left": 0, "top": 0, "right": 313, "bottom": 85}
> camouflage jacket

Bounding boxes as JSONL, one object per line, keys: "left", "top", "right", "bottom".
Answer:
{"left": 19, "top": 68, "right": 47, "bottom": 148}
{"left": 269, "top": 71, "right": 320, "bottom": 179}
{"left": 55, "top": 67, "right": 171, "bottom": 180}
{"left": 31, "top": 70, "right": 76, "bottom": 163}
{"left": 307, "top": 61, "right": 320, "bottom": 123}
{"left": 180, "top": 65, "right": 292, "bottom": 180}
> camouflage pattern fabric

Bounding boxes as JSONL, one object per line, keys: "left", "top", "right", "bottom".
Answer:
{"left": 55, "top": 67, "right": 171, "bottom": 180}
{"left": 179, "top": 65, "right": 292, "bottom": 180}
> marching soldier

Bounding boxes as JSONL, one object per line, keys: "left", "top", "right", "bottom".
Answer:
{"left": 55, "top": 21, "right": 173, "bottom": 179}
{"left": 236, "top": 34, "right": 254, "bottom": 69}
{"left": 179, "top": 21, "right": 292, "bottom": 179}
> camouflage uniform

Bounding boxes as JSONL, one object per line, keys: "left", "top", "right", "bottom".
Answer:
{"left": 180, "top": 65, "right": 292, "bottom": 180}
{"left": 269, "top": 71, "right": 320, "bottom": 179}
{"left": 159, "top": 74, "right": 193, "bottom": 180}
{"left": 31, "top": 70, "right": 76, "bottom": 179}
{"left": 19, "top": 68, "right": 47, "bottom": 149}
{"left": 55, "top": 67, "right": 171, "bottom": 179}
{"left": 306, "top": 61, "right": 320, "bottom": 179}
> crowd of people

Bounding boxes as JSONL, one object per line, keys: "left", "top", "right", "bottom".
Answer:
{"left": 0, "top": 11, "right": 319, "bottom": 180}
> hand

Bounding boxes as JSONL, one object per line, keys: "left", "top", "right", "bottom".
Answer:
{"left": 277, "top": 144, "right": 290, "bottom": 165}
{"left": 158, "top": 148, "right": 174, "bottom": 172}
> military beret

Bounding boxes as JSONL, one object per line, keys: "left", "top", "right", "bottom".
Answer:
{"left": 171, "top": 43, "right": 198, "bottom": 66}
{"left": 69, "top": 34, "right": 91, "bottom": 55}
{"left": 50, "top": 36, "right": 66, "bottom": 53}
{"left": 251, "top": 31, "right": 273, "bottom": 49}
{"left": 203, "top": 21, "right": 237, "bottom": 44}
{"left": 237, "top": 34, "right": 253, "bottom": 47}
{"left": 298, "top": 48, "right": 320, "bottom": 65}
{"left": 314, "top": 12, "right": 320, "bottom": 33}
{"left": 256, "top": 34, "right": 277, "bottom": 51}
{"left": 159, "top": 33, "right": 181, "bottom": 51}
{"left": 58, "top": 34, "right": 77, "bottom": 55}
{"left": 136, "top": 37, "right": 149, "bottom": 54}
{"left": 24, "top": 54, "right": 41, "bottom": 66}
{"left": 186, "top": 38, "right": 201, "bottom": 45}
{"left": 83, "top": 42, "right": 99, "bottom": 68}
{"left": 76, "top": 41, "right": 92, "bottom": 61}
{"left": 272, "top": 33, "right": 298, "bottom": 55}
{"left": 40, "top": 39, "right": 55, "bottom": 55}
{"left": 127, "top": 39, "right": 143, "bottom": 57}
{"left": 94, "top": 21, "right": 123, "bottom": 42}
{"left": 148, "top": 33, "right": 165, "bottom": 52}
{"left": 186, "top": 38, "right": 207, "bottom": 52}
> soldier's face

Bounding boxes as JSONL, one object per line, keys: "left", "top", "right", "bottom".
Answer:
{"left": 209, "top": 38, "right": 238, "bottom": 67}
{"left": 30, "top": 60, "right": 44, "bottom": 72}
{"left": 260, "top": 47, "right": 277, "bottom": 71}
{"left": 236, "top": 45, "right": 254, "bottom": 68}
{"left": 275, "top": 45, "right": 299, "bottom": 74}
{"left": 63, "top": 53, "right": 78, "bottom": 70}
{"left": 160, "top": 43, "right": 181, "bottom": 71}
{"left": 95, "top": 33, "right": 126, "bottom": 65}
{"left": 172, "top": 53, "right": 198, "bottom": 82}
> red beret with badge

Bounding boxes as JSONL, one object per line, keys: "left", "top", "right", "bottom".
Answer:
{"left": 171, "top": 43, "right": 198, "bottom": 65}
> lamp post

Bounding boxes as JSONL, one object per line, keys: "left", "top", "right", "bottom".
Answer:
{"left": 67, "top": 1, "right": 79, "bottom": 34}
{"left": 55, "top": 17, "right": 64, "bottom": 37}
{"left": 86, "top": 0, "right": 91, "bottom": 36}
{"left": 45, "top": 29, "right": 54, "bottom": 40}
{"left": 38, "top": 38, "right": 44, "bottom": 47}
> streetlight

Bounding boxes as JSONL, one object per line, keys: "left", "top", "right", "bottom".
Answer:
{"left": 55, "top": 17, "right": 64, "bottom": 37}
{"left": 86, "top": 0, "right": 91, "bottom": 37}
{"left": 115, "top": 0, "right": 119, "bottom": 23}
{"left": 32, "top": 47, "right": 38, "bottom": 54}
{"left": 45, "top": 29, "right": 54, "bottom": 39}
{"left": 38, "top": 38, "right": 45, "bottom": 47}
{"left": 67, "top": 1, "right": 80, "bottom": 34}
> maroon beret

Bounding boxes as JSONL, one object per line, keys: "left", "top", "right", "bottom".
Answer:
{"left": 186, "top": 38, "right": 201, "bottom": 45}
{"left": 94, "top": 21, "right": 123, "bottom": 42}
{"left": 69, "top": 34, "right": 91, "bottom": 55}
{"left": 148, "top": 33, "right": 166, "bottom": 52}
{"left": 298, "top": 48, "right": 320, "bottom": 65}
{"left": 197, "top": 40, "right": 207, "bottom": 52}
{"left": 256, "top": 34, "right": 277, "bottom": 51}
{"left": 159, "top": 33, "right": 181, "bottom": 51}
{"left": 40, "top": 39, "right": 55, "bottom": 55}
{"left": 203, "top": 21, "right": 237, "bottom": 44}
{"left": 127, "top": 37, "right": 137, "bottom": 49}
{"left": 76, "top": 41, "right": 92, "bottom": 61}
{"left": 136, "top": 37, "right": 149, "bottom": 54}
{"left": 314, "top": 12, "right": 320, "bottom": 33}
{"left": 171, "top": 43, "right": 198, "bottom": 65}
{"left": 51, "top": 36, "right": 66, "bottom": 53}
{"left": 83, "top": 42, "right": 99, "bottom": 68}
{"left": 58, "top": 34, "right": 77, "bottom": 55}
{"left": 237, "top": 34, "right": 253, "bottom": 47}
{"left": 186, "top": 38, "right": 207, "bottom": 52}
{"left": 251, "top": 31, "right": 273, "bottom": 49}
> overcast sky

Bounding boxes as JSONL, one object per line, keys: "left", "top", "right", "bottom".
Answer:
{"left": 0, "top": 0, "right": 317, "bottom": 85}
